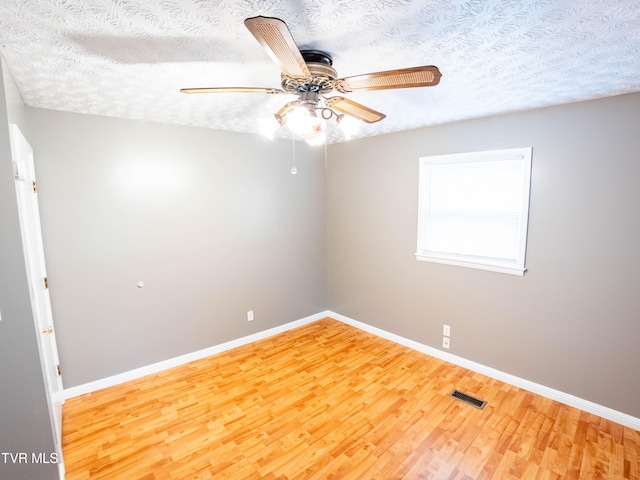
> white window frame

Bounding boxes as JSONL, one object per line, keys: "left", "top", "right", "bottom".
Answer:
{"left": 415, "top": 147, "right": 532, "bottom": 276}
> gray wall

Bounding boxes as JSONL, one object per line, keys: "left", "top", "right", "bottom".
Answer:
{"left": 5, "top": 65, "right": 639, "bottom": 452}
{"left": 27, "top": 108, "right": 327, "bottom": 388}
{"left": 327, "top": 92, "right": 640, "bottom": 418}
{"left": 0, "top": 58, "right": 58, "bottom": 479}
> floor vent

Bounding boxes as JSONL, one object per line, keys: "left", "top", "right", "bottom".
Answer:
{"left": 450, "top": 389, "right": 487, "bottom": 410}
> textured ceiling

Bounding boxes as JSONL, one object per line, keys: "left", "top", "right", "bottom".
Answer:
{"left": 1, "top": 0, "right": 640, "bottom": 143}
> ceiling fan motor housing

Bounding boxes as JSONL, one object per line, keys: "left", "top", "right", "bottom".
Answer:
{"left": 281, "top": 50, "right": 337, "bottom": 94}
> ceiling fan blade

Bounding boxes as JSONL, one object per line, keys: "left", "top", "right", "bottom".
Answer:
{"left": 336, "top": 65, "right": 441, "bottom": 93}
{"left": 180, "top": 87, "right": 284, "bottom": 94}
{"left": 244, "top": 16, "right": 310, "bottom": 79}
{"left": 324, "top": 96, "right": 386, "bottom": 124}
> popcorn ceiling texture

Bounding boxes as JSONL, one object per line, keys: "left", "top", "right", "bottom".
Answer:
{"left": 1, "top": 0, "right": 640, "bottom": 143}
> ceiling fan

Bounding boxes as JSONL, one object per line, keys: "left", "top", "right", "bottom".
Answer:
{"left": 180, "top": 16, "right": 441, "bottom": 142}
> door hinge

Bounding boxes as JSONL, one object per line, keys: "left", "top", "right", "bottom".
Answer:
{"left": 43, "top": 277, "right": 49, "bottom": 289}
{"left": 32, "top": 180, "right": 37, "bottom": 193}
{"left": 57, "top": 364, "right": 61, "bottom": 376}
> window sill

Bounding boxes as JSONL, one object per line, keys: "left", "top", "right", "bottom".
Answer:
{"left": 415, "top": 254, "right": 526, "bottom": 276}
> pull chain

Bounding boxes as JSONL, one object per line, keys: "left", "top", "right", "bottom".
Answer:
{"left": 291, "top": 137, "right": 297, "bottom": 175}
{"left": 324, "top": 140, "right": 327, "bottom": 174}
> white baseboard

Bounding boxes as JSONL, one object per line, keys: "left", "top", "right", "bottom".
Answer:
{"left": 64, "top": 309, "right": 640, "bottom": 431}
{"left": 63, "top": 311, "right": 330, "bottom": 400}
{"left": 328, "top": 310, "right": 640, "bottom": 431}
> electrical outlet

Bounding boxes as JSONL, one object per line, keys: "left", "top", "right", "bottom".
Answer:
{"left": 442, "top": 337, "right": 450, "bottom": 349}
{"left": 443, "top": 324, "right": 451, "bottom": 337}
{"left": 247, "top": 310, "right": 254, "bottom": 322}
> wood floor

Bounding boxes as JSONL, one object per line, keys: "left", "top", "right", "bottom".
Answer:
{"left": 62, "top": 318, "right": 640, "bottom": 479}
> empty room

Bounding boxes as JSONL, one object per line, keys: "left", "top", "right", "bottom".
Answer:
{"left": 1, "top": 1, "right": 639, "bottom": 479}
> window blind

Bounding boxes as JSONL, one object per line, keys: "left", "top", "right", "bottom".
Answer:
{"left": 416, "top": 148, "right": 532, "bottom": 275}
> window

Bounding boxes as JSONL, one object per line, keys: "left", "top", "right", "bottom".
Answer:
{"left": 416, "top": 147, "right": 532, "bottom": 275}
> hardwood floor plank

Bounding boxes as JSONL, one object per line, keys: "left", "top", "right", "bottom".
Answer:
{"left": 63, "top": 318, "right": 640, "bottom": 479}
